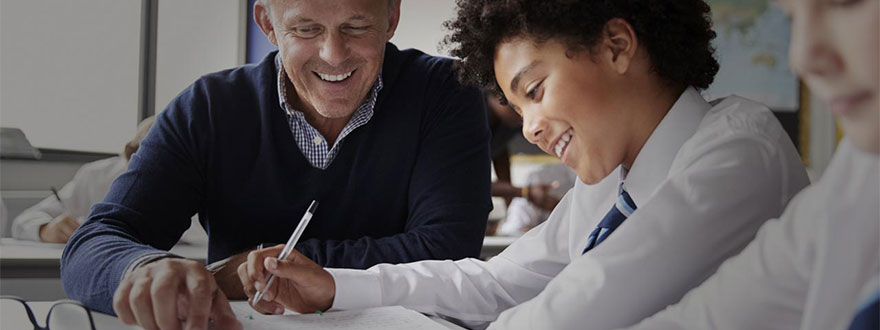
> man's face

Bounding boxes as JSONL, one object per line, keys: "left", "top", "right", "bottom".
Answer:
{"left": 256, "top": 0, "right": 399, "bottom": 119}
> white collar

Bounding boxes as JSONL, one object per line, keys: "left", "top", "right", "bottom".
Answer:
{"left": 622, "top": 87, "right": 710, "bottom": 206}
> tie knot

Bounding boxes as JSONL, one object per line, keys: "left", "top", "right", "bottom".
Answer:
{"left": 616, "top": 188, "right": 637, "bottom": 217}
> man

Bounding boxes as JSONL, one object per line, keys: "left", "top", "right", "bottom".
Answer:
{"left": 60, "top": 0, "right": 491, "bottom": 329}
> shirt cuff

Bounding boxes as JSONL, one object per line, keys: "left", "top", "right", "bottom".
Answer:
{"left": 120, "top": 252, "right": 181, "bottom": 282}
{"left": 15, "top": 220, "right": 44, "bottom": 242}
{"left": 326, "top": 268, "right": 383, "bottom": 311}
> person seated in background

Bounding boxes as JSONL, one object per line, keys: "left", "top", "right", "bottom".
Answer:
{"left": 619, "top": 0, "right": 879, "bottom": 329}
{"left": 235, "top": 1, "right": 811, "bottom": 329}
{"left": 9, "top": 117, "right": 189, "bottom": 244}
{"left": 496, "top": 162, "right": 575, "bottom": 237}
{"left": 61, "top": 0, "right": 490, "bottom": 329}
{"left": 486, "top": 93, "right": 571, "bottom": 235}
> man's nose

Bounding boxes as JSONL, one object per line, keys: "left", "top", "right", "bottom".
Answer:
{"left": 319, "top": 31, "right": 351, "bottom": 68}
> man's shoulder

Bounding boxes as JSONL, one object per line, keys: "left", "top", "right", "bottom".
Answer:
{"left": 189, "top": 53, "right": 276, "bottom": 99}
{"left": 383, "top": 43, "right": 461, "bottom": 91}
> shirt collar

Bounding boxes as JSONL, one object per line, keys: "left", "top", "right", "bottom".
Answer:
{"left": 622, "top": 87, "right": 710, "bottom": 206}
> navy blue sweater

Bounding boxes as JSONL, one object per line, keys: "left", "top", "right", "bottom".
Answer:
{"left": 61, "top": 44, "right": 492, "bottom": 314}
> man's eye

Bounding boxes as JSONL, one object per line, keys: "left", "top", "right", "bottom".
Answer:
{"left": 294, "top": 27, "right": 322, "bottom": 37}
{"left": 345, "top": 26, "right": 371, "bottom": 34}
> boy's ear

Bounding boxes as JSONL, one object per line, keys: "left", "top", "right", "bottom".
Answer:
{"left": 601, "top": 18, "right": 638, "bottom": 75}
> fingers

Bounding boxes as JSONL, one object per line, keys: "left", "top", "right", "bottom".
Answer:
{"left": 61, "top": 216, "right": 81, "bottom": 231}
{"left": 211, "top": 290, "right": 243, "bottom": 330}
{"left": 183, "top": 270, "right": 214, "bottom": 330}
{"left": 129, "top": 276, "right": 160, "bottom": 330}
{"left": 58, "top": 220, "right": 77, "bottom": 240}
{"left": 150, "top": 269, "right": 181, "bottom": 330}
{"left": 263, "top": 254, "right": 336, "bottom": 313}
{"left": 246, "top": 249, "right": 267, "bottom": 286}
{"left": 237, "top": 261, "right": 281, "bottom": 315}
{"left": 113, "top": 258, "right": 230, "bottom": 330}
{"left": 236, "top": 262, "right": 256, "bottom": 300}
{"left": 113, "top": 277, "right": 137, "bottom": 325}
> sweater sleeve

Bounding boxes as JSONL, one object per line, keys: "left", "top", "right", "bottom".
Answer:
{"left": 61, "top": 82, "right": 207, "bottom": 315}
{"left": 295, "top": 63, "right": 493, "bottom": 268}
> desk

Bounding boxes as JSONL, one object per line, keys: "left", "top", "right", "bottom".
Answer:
{"left": 1, "top": 301, "right": 466, "bottom": 330}
{"left": 1, "top": 236, "right": 517, "bottom": 300}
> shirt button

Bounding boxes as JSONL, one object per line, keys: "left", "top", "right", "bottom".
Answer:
{"left": 313, "top": 136, "right": 323, "bottom": 145}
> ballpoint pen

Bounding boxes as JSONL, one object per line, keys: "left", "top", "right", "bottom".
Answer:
{"left": 50, "top": 186, "right": 65, "bottom": 207}
{"left": 253, "top": 200, "right": 319, "bottom": 304}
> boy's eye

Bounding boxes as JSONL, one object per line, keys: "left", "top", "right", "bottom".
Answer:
{"left": 526, "top": 81, "right": 543, "bottom": 100}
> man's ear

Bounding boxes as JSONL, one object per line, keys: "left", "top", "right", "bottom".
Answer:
{"left": 254, "top": 1, "right": 278, "bottom": 46}
{"left": 601, "top": 18, "right": 638, "bottom": 75}
{"left": 385, "top": 0, "right": 402, "bottom": 41}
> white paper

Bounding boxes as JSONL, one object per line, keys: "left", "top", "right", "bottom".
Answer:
{"left": 230, "top": 302, "right": 451, "bottom": 330}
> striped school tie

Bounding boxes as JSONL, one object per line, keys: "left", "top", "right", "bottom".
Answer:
{"left": 847, "top": 290, "right": 879, "bottom": 330}
{"left": 583, "top": 185, "right": 637, "bottom": 254}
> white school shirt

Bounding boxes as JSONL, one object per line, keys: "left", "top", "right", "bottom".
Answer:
{"left": 620, "top": 139, "right": 880, "bottom": 330}
{"left": 326, "top": 88, "right": 810, "bottom": 329}
{"left": 11, "top": 156, "right": 128, "bottom": 241}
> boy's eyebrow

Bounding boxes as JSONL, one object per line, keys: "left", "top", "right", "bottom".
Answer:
{"left": 510, "top": 61, "right": 540, "bottom": 94}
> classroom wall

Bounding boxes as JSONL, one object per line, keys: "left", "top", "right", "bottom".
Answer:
{"left": 0, "top": 0, "right": 142, "bottom": 154}
{"left": 392, "top": 0, "right": 457, "bottom": 57}
{"left": 153, "top": 1, "right": 246, "bottom": 114}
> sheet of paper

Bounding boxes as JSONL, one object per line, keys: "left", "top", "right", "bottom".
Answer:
{"left": 230, "top": 302, "right": 451, "bottom": 330}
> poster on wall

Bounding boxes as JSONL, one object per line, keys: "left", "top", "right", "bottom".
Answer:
{"left": 703, "top": 0, "right": 799, "bottom": 112}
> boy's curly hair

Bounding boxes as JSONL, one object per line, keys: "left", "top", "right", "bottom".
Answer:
{"left": 443, "top": 0, "right": 719, "bottom": 98}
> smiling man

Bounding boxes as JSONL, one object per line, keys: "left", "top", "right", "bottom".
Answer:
{"left": 60, "top": 0, "right": 491, "bottom": 329}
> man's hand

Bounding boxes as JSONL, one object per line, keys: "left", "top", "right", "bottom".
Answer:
{"left": 238, "top": 245, "right": 335, "bottom": 315}
{"left": 113, "top": 258, "right": 242, "bottom": 330}
{"left": 38, "top": 214, "right": 80, "bottom": 243}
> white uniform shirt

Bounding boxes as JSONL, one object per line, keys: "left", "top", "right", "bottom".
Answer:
{"left": 620, "top": 139, "right": 880, "bottom": 330}
{"left": 327, "top": 88, "right": 811, "bottom": 329}
{"left": 11, "top": 156, "right": 127, "bottom": 241}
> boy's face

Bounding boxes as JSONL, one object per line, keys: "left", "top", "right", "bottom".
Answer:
{"left": 781, "top": 0, "right": 879, "bottom": 153}
{"left": 493, "top": 38, "right": 636, "bottom": 185}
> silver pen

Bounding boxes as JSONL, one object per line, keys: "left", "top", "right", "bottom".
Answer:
{"left": 253, "top": 200, "right": 319, "bottom": 304}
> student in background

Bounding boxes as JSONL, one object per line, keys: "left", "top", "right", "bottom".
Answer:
{"left": 11, "top": 117, "right": 159, "bottom": 243}
{"left": 237, "top": 1, "right": 811, "bottom": 329}
{"left": 497, "top": 162, "right": 575, "bottom": 236}
{"left": 487, "top": 93, "right": 574, "bottom": 235}
{"left": 619, "top": 0, "right": 879, "bottom": 329}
